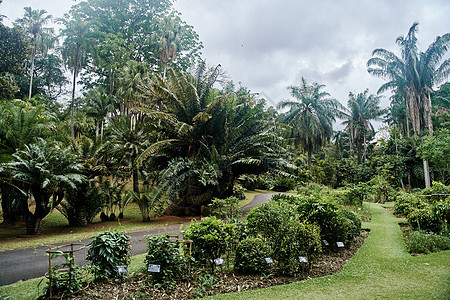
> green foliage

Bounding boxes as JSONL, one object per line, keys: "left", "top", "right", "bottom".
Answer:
{"left": 87, "top": 230, "right": 130, "bottom": 280}
{"left": 276, "top": 194, "right": 362, "bottom": 244}
{"left": 246, "top": 201, "right": 296, "bottom": 240}
{"left": 208, "top": 196, "right": 242, "bottom": 223}
{"left": 183, "top": 217, "right": 234, "bottom": 264}
{"left": 194, "top": 273, "right": 216, "bottom": 298}
{"left": 344, "top": 182, "right": 372, "bottom": 206}
{"left": 368, "top": 174, "right": 394, "bottom": 203}
{"left": 393, "top": 191, "right": 425, "bottom": 216}
{"left": 239, "top": 174, "right": 271, "bottom": 190}
{"left": 433, "top": 197, "right": 450, "bottom": 226}
{"left": 271, "top": 175, "right": 296, "bottom": 192}
{"left": 234, "top": 237, "right": 272, "bottom": 275}
{"left": 127, "top": 186, "right": 166, "bottom": 222}
{"left": 407, "top": 208, "right": 442, "bottom": 233}
{"left": 417, "top": 130, "right": 450, "bottom": 183}
{"left": 296, "top": 182, "right": 329, "bottom": 196}
{"left": 145, "top": 235, "right": 188, "bottom": 283}
{"left": 272, "top": 219, "right": 322, "bottom": 275}
{"left": 246, "top": 199, "right": 322, "bottom": 275}
{"left": 405, "top": 231, "right": 450, "bottom": 254}
{"left": 44, "top": 250, "right": 87, "bottom": 297}
{"left": 420, "top": 181, "right": 450, "bottom": 196}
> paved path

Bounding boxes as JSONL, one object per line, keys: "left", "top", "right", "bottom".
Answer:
{"left": 0, "top": 193, "right": 276, "bottom": 286}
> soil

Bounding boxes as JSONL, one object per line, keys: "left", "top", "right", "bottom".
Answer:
{"left": 66, "top": 230, "right": 369, "bottom": 300}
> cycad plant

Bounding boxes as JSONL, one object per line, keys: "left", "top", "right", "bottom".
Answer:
{"left": 5, "top": 139, "right": 85, "bottom": 234}
{"left": 138, "top": 65, "right": 290, "bottom": 215}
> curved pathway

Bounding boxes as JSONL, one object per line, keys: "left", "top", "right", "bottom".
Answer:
{"left": 0, "top": 192, "right": 277, "bottom": 286}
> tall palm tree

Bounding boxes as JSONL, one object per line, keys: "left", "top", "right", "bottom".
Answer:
{"left": 278, "top": 77, "right": 342, "bottom": 172}
{"left": 116, "top": 60, "right": 149, "bottom": 114}
{"left": 59, "top": 14, "right": 95, "bottom": 140}
{"left": 14, "top": 7, "right": 54, "bottom": 101}
{"left": 151, "top": 14, "right": 183, "bottom": 78}
{"left": 84, "top": 87, "right": 115, "bottom": 141}
{"left": 107, "top": 115, "right": 152, "bottom": 197}
{"left": 341, "top": 90, "right": 386, "bottom": 164}
{"left": 367, "top": 22, "right": 450, "bottom": 187}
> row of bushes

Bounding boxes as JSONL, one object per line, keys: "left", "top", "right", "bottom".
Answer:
{"left": 393, "top": 181, "right": 450, "bottom": 255}
{"left": 46, "top": 193, "right": 363, "bottom": 297}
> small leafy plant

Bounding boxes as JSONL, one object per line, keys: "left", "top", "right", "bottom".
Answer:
{"left": 234, "top": 237, "right": 272, "bottom": 275}
{"left": 87, "top": 230, "right": 130, "bottom": 280}
{"left": 44, "top": 250, "right": 87, "bottom": 297}
{"left": 145, "top": 235, "right": 189, "bottom": 283}
{"left": 184, "top": 217, "right": 234, "bottom": 266}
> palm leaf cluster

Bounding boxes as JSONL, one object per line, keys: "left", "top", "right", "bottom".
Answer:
{"left": 278, "top": 77, "right": 342, "bottom": 172}
{"left": 138, "top": 66, "right": 290, "bottom": 215}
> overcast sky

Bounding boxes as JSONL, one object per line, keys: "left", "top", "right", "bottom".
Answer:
{"left": 2, "top": 0, "right": 450, "bottom": 125}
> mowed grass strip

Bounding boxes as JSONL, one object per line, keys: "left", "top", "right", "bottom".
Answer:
{"left": 207, "top": 202, "right": 450, "bottom": 300}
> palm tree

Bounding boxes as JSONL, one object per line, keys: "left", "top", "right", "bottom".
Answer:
{"left": 367, "top": 22, "right": 450, "bottom": 187}
{"left": 151, "top": 14, "right": 184, "bottom": 78}
{"left": 84, "top": 87, "right": 115, "bottom": 141}
{"left": 278, "top": 77, "right": 342, "bottom": 172}
{"left": 59, "top": 14, "right": 95, "bottom": 140}
{"left": 341, "top": 89, "right": 386, "bottom": 164}
{"left": 107, "top": 115, "right": 152, "bottom": 197}
{"left": 116, "top": 60, "right": 149, "bottom": 115}
{"left": 5, "top": 139, "right": 84, "bottom": 234}
{"left": 14, "top": 7, "right": 54, "bottom": 101}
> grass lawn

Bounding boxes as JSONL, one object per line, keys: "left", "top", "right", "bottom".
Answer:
{"left": 0, "top": 190, "right": 266, "bottom": 251}
{"left": 207, "top": 202, "right": 450, "bottom": 300}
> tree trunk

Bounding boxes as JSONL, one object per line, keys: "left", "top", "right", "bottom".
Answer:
{"left": 307, "top": 148, "right": 312, "bottom": 173}
{"left": 25, "top": 211, "right": 41, "bottom": 235}
{"left": 423, "top": 160, "right": 431, "bottom": 188}
{"left": 132, "top": 167, "right": 139, "bottom": 196}
{"left": 70, "top": 64, "right": 77, "bottom": 141}
{"left": 28, "top": 44, "right": 36, "bottom": 101}
{"left": 356, "top": 141, "right": 362, "bottom": 164}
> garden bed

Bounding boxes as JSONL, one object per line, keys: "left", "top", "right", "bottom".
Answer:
{"left": 68, "top": 230, "right": 368, "bottom": 300}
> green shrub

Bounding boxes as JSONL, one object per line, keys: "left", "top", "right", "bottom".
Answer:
{"left": 208, "top": 196, "right": 242, "bottom": 223}
{"left": 270, "top": 193, "right": 302, "bottom": 205}
{"left": 393, "top": 191, "right": 425, "bottom": 216}
{"left": 234, "top": 237, "right": 272, "bottom": 275}
{"left": 87, "top": 230, "right": 130, "bottom": 280}
{"left": 272, "top": 219, "right": 321, "bottom": 276}
{"left": 340, "top": 209, "right": 362, "bottom": 240}
{"left": 296, "top": 197, "right": 361, "bottom": 244}
{"left": 407, "top": 208, "right": 442, "bottom": 233}
{"left": 145, "top": 235, "right": 188, "bottom": 283}
{"left": 232, "top": 184, "right": 246, "bottom": 200}
{"left": 271, "top": 175, "right": 296, "bottom": 192}
{"left": 184, "top": 217, "right": 234, "bottom": 264}
{"left": 344, "top": 182, "right": 372, "bottom": 206}
{"left": 246, "top": 201, "right": 296, "bottom": 240}
{"left": 246, "top": 200, "right": 322, "bottom": 275}
{"left": 420, "top": 181, "right": 450, "bottom": 196}
{"left": 295, "top": 182, "right": 327, "bottom": 195}
{"left": 405, "top": 231, "right": 450, "bottom": 254}
{"left": 433, "top": 197, "right": 450, "bottom": 227}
